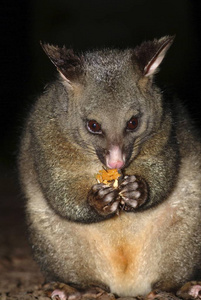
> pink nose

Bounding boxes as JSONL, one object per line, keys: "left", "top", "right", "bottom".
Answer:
{"left": 107, "top": 160, "right": 124, "bottom": 169}
{"left": 106, "top": 145, "right": 125, "bottom": 170}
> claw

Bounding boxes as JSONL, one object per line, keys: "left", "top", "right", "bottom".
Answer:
{"left": 51, "top": 289, "right": 67, "bottom": 300}
{"left": 189, "top": 285, "right": 201, "bottom": 298}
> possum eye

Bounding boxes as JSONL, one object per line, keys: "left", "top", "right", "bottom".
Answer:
{"left": 87, "top": 120, "right": 102, "bottom": 134}
{"left": 126, "top": 117, "right": 139, "bottom": 131}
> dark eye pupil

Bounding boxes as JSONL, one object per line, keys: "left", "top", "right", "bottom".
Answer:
{"left": 87, "top": 120, "right": 102, "bottom": 133}
{"left": 92, "top": 123, "right": 97, "bottom": 129}
{"left": 127, "top": 117, "right": 138, "bottom": 130}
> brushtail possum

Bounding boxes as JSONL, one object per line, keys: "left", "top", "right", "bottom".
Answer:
{"left": 18, "top": 36, "right": 201, "bottom": 298}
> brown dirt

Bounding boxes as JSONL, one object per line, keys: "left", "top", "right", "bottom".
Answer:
{"left": 0, "top": 169, "right": 47, "bottom": 299}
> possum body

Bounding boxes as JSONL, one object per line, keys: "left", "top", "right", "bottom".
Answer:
{"left": 18, "top": 36, "right": 201, "bottom": 297}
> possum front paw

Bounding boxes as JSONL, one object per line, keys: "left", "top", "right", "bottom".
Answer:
{"left": 88, "top": 183, "right": 120, "bottom": 216}
{"left": 119, "top": 175, "right": 148, "bottom": 211}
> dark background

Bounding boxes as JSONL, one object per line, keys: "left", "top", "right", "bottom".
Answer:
{"left": 1, "top": 0, "right": 201, "bottom": 181}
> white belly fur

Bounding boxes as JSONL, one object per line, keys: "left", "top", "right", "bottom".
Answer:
{"left": 25, "top": 156, "right": 201, "bottom": 297}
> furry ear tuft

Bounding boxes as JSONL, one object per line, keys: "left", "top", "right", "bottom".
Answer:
{"left": 40, "top": 42, "right": 84, "bottom": 83}
{"left": 133, "top": 36, "right": 175, "bottom": 77}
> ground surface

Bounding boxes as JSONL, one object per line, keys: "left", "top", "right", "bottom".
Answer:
{"left": 0, "top": 169, "right": 48, "bottom": 299}
{"left": 0, "top": 168, "right": 191, "bottom": 300}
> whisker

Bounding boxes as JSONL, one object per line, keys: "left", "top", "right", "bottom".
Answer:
{"left": 132, "top": 132, "right": 157, "bottom": 150}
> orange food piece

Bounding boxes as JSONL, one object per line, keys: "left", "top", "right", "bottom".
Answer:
{"left": 96, "top": 168, "right": 121, "bottom": 184}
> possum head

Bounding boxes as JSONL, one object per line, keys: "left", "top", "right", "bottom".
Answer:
{"left": 41, "top": 36, "right": 174, "bottom": 170}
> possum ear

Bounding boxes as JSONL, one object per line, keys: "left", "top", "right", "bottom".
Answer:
{"left": 40, "top": 42, "right": 84, "bottom": 84}
{"left": 134, "top": 36, "right": 175, "bottom": 77}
